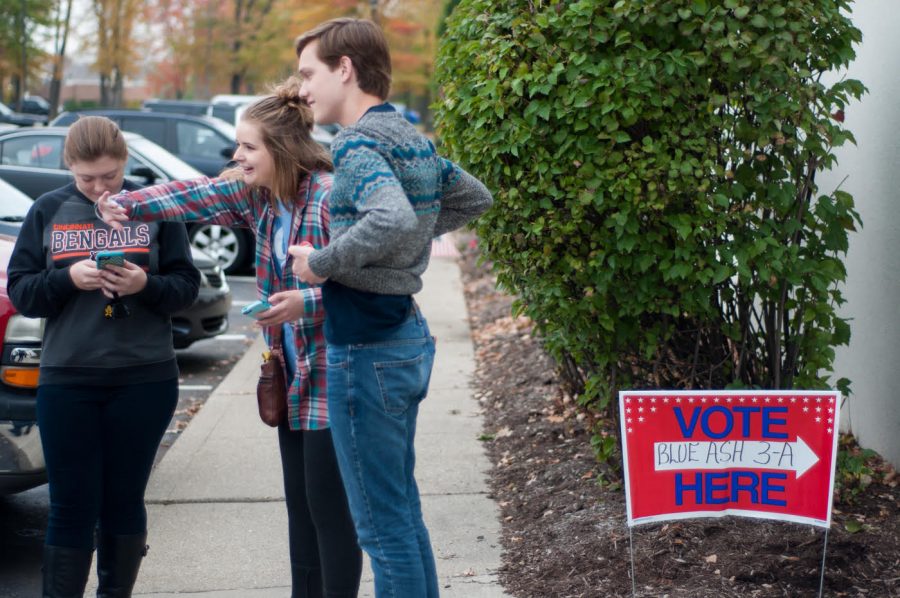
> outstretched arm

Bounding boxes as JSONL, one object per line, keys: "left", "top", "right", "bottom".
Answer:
{"left": 98, "top": 176, "right": 258, "bottom": 231}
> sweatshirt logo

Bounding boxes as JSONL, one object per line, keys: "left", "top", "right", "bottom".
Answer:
{"left": 50, "top": 223, "right": 151, "bottom": 260}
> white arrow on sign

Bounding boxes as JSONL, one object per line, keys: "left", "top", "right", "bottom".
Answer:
{"left": 653, "top": 437, "right": 820, "bottom": 478}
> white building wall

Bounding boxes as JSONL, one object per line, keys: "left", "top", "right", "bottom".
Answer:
{"left": 819, "top": 2, "right": 900, "bottom": 467}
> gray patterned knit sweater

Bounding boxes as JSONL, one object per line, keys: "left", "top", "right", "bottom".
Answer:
{"left": 308, "top": 106, "right": 493, "bottom": 295}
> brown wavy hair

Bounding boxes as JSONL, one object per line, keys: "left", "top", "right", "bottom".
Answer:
{"left": 224, "top": 77, "right": 332, "bottom": 205}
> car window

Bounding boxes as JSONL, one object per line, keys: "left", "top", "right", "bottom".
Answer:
{"left": 124, "top": 151, "right": 168, "bottom": 184}
{"left": 128, "top": 137, "right": 204, "bottom": 180}
{"left": 175, "top": 121, "right": 233, "bottom": 160}
{"left": 121, "top": 117, "right": 166, "bottom": 146}
{"left": 210, "top": 105, "right": 237, "bottom": 124}
{"left": 25, "top": 97, "right": 49, "bottom": 110}
{"left": 0, "top": 136, "right": 64, "bottom": 169}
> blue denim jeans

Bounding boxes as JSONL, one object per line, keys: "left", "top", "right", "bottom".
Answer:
{"left": 326, "top": 306, "right": 438, "bottom": 598}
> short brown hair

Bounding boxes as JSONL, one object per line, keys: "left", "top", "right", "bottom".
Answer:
{"left": 228, "top": 76, "right": 332, "bottom": 205}
{"left": 295, "top": 18, "right": 392, "bottom": 100}
{"left": 63, "top": 116, "right": 128, "bottom": 166}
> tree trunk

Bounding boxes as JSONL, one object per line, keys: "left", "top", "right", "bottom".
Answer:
{"left": 112, "top": 69, "right": 124, "bottom": 107}
{"left": 11, "top": 74, "right": 22, "bottom": 108}
{"left": 48, "top": 78, "right": 62, "bottom": 116}
{"left": 100, "top": 73, "right": 110, "bottom": 107}
{"left": 229, "top": 0, "right": 244, "bottom": 94}
{"left": 16, "top": 0, "right": 27, "bottom": 110}
{"left": 49, "top": 0, "right": 74, "bottom": 119}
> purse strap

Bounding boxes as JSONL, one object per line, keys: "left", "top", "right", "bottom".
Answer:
{"left": 268, "top": 324, "right": 283, "bottom": 350}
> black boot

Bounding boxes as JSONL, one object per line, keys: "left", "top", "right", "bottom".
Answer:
{"left": 42, "top": 544, "right": 93, "bottom": 598}
{"left": 95, "top": 532, "right": 148, "bottom": 598}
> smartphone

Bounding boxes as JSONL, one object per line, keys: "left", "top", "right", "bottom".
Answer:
{"left": 96, "top": 250, "right": 126, "bottom": 270}
{"left": 241, "top": 299, "right": 272, "bottom": 318}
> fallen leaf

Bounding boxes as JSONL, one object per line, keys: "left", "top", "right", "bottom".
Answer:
{"left": 844, "top": 519, "right": 863, "bottom": 533}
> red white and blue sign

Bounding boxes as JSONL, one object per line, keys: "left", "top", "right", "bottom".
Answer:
{"left": 620, "top": 390, "right": 840, "bottom": 528}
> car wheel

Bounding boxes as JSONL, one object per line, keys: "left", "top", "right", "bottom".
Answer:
{"left": 188, "top": 224, "right": 251, "bottom": 274}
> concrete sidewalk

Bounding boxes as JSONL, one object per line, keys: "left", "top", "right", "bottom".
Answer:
{"left": 93, "top": 255, "right": 509, "bottom": 597}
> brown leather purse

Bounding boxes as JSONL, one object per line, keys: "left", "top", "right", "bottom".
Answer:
{"left": 256, "top": 326, "right": 288, "bottom": 427}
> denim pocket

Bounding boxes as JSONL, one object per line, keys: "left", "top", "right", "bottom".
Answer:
{"left": 374, "top": 352, "right": 430, "bottom": 416}
{"left": 326, "top": 345, "right": 350, "bottom": 369}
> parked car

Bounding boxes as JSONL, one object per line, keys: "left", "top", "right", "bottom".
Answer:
{"left": 143, "top": 98, "right": 211, "bottom": 116}
{"left": 18, "top": 95, "right": 51, "bottom": 116}
{"left": 0, "top": 181, "right": 45, "bottom": 494}
{"left": 0, "top": 126, "right": 254, "bottom": 273}
{"left": 0, "top": 101, "right": 46, "bottom": 127}
{"left": 50, "top": 109, "right": 237, "bottom": 177}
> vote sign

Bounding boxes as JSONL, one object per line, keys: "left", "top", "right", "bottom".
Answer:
{"left": 620, "top": 390, "right": 840, "bottom": 528}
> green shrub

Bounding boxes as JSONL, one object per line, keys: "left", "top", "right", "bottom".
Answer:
{"left": 435, "top": 0, "right": 864, "bottom": 458}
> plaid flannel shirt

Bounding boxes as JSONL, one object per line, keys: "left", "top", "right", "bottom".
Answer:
{"left": 114, "top": 171, "right": 332, "bottom": 431}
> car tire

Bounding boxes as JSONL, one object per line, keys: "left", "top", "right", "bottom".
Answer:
{"left": 188, "top": 224, "right": 251, "bottom": 274}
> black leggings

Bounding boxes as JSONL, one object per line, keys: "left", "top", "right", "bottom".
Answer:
{"left": 36, "top": 380, "right": 178, "bottom": 549}
{"left": 278, "top": 424, "right": 362, "bottom": 598}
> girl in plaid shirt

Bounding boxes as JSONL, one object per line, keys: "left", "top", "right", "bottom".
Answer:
{"left": 99, "top": 78, "right": 361, "bottom": 597}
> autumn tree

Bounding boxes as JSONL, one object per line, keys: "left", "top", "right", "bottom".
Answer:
{"left": 47, "top": 0, "right": 73, "bottom": 118}
{"left": 141, "top": 0, "right": 446, "bottom": 105}
{"left": 91, "top": 0, "right": 142, "bottom": 107}
{"left": 0, "top": 0, "right": 52, "bottom": 107}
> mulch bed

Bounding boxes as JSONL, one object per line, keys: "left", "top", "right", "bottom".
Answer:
{"left": 456, "top": 235, "right": 900, "bottom": 598}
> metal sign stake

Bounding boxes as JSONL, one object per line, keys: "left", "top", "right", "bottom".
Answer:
{"left": 818, "top": 527, "right": 831, "bottom": 598}
{"left": 629, "top": 524, "right": 637, "bottom": 597}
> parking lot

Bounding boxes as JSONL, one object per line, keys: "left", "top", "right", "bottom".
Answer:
{"left": 0, "top": 275, "right": 259, "bottom": 597}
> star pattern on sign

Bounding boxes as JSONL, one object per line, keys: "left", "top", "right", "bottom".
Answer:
{"left": 622, "top": 393, "right": 839, "bottom": 435}
{"left": 623, "top": 396, "right": 659, "bottom": 434}
{"left": 802, "top": 395, "right": 839, "bottom": 435}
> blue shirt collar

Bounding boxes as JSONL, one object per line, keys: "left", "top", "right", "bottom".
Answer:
{"left": 364, "top": 102, "right": 396, "bottom": 116}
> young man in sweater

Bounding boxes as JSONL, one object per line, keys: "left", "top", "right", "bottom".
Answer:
{"left": 289, "top": 18, "right": 492, "bottom": 598}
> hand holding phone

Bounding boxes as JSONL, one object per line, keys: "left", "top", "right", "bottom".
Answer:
{"left": 241, "top": 299, "right": 272, "bottom": 318}
{"left": 96, "top": 250, "right": 126, "bottom": 270}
